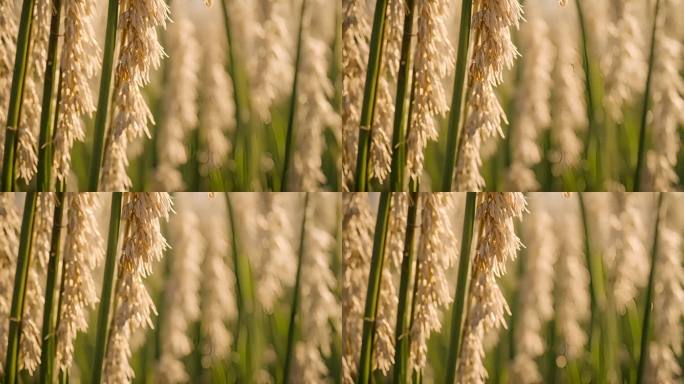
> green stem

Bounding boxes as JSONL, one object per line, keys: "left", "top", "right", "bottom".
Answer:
{"left": 637, "top": 193, "right": 663, "bottom": 384}
{"left": 357, "top": 192, "right": 392, "bottom": 382}
{"left": 392, "top": 192, "right": 419, "bottom": 383}
{"left": 353, "top": 0, "right": 390, "bottom": 191}
{"left": 35, "top": 0, "right": 63, "bottom": 191}
{"left": 442, "top": 0, "right": 473, "bottom": 191}
{"left": 3, "top": 192, "right": 38, "bottom": 383}
{"left": 91, "top": 192, "right": 123, "bottom": 384}
{"left": 88, "top": 0, "right": 120, "bottom": 190}
{"left": 387, "top": 0, "right": 416, "bottom": 191}
{"left": 283, "top": 193, "right": 310, "bottom": 382}
{"left": 1, "top": 0, "right": 37, "bottom": 191}
{"left": 280, "top": 0, "right": 307, "bottom": 192}
{"left": 38, "top": 192, "right": 66, "bottom": 383}
{"left": 445, "top": 192, "right": 477, "bottom": 383}
{"left": 633, "top": 0, "right": 661, "bottom": 192}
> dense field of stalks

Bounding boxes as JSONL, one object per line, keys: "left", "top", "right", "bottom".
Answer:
{"left": 343, "top": 0, "right": 684, "bottom": 192}
{"left": 0, "top": 192, "right": 341, "bottom": 383}
{"left": 0, "top": 0, "right": 340, "bottom": 192}
{"left": 343, "top": 192, "right": 684, "bottom": 383}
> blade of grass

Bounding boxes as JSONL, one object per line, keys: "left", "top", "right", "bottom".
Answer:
{"left": 353, "top": 0, "right": 390, "bottom": 191}
{"left": 445, "top": 192, "right": 477, "bottom": 383}
{"left": 392, "top": 192, "right": 419, "bottom": 383}
{"left": 35, "top": 0, "right": 63, "bottom": 191}
{"left": 387, "top": 0, "right": 417, "bottom": 192}
{"left": 38, "top": 192, "right": 66, "bottom": 383}
{"left": 88, "top": 0, "right": 119, "bottom": 190}
{"left": 283, "top": 193, "right": 309, "bottom": 382}
{"left": 636, "top": 193, "right": 663, "bottom": 384}
{"left": 633, "top": 0, "right": 661, "bottom": 192}
{"left": 442, "top": 0, "right": 473, "bottom": 191}
{"left": 280, "top": 0, "right": 307, "bottom": 192}
{"left": 3, "top": 192, "right": 38, "bottom": 383}
{"left": 91, "top": 192, "right": 122, "bottom": 384}
{"left": 1, "top": 0, "right": 37, "bottom": 191}
{"left": 357, "top": 192, "right": 392, "bottom": 382}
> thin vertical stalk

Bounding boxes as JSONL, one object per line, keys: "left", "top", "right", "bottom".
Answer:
{"left": 225, "top": 193, "right": 256, "bottom": 382}
{"left": 38, "top": 192, "right": 66, "bottom": 383}
{"left": 633, "top": 0, "right": 661, "bottom": 192}
{"left": 392, "top": 192, "right": 419, "bottom": 383}
{"left": 280, "top": 0, "right": 307, "bottom": 192}
{"left": 387, "top": 0, "right": 416, "bottom": 191}
{"left": 442, "top": 0, "right": 473, "bottom": 191}
{"left": 91, "top": 192, "right": 123, "bottom": 384}
{"left": 445, "top": 192, "right": 477, "bottom": 383}
{"left": 353, "top": 0, "right": 390, "bottom": 191}
{"left": 3, "top": 192, "right": 38, "bottom": 383}
{"left": 283, "top": 193, "right": 309, "bottom": 382}
{"left": 357, "top": 192, "right": 392, "bottom": 383}
{"left": 637, "top": 193, "right": 663, "bottom": 384}
{"left": 35, "top": 0, "right": 63, "bottom": 191}
{"left": 1, "top": 0, "right": 37, "bottom": 191}
{"left": 88, "top": 0, "right": 120, "bottom": 190}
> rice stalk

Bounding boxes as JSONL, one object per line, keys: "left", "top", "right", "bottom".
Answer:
{"left": 444, "top": 192, "right": 476, "bottom": 383}
{"left": 1, "top": 0, "right": 38, "bottom": 191}
{"left": 37, "top": 192, "right": 65, "bottom": 382}
{"left": 87, "top": 0, "right": 119, "bottom": 191}
{"left": 35, "top": 0, "right": 63, "bottom": 191}
{"left": 2, "top": 192, "right": 38, "bottom": 383}
{"left": 90, "top": 192, "right": 122, "bottom": 384}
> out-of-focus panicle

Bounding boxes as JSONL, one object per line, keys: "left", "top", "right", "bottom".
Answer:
{"left": 200, "top": 213, "right": 236, "bottom": 363}
{"left": 199, "top": 20, "right": 235, "bottom": 174}
{"left": 554, "top": 207, "right": 589, "bottom": 360}
{"left": 292, "top": 194, "right": 338, "bottom": 383}
{"left": 342, "top": 193, "right": 373, "bottom": 384}
{"left": 509, "top": 200, "right": 557, "bottom": 383}
{"left": 19, "top": 193, "right": 54, "bottom": 373}
{"left": 103, "top": 193, "right": 172, "bottom": 383}
{"left": 53, "top": 0, "right": 101, "bottom": 183}
{"left": 16, "top": 0, "right": 50, "bottom": 183}
{"left": 603, "top": 0, "right": 646, "bottom": 121}
{"left": 153, "top": 5, "right": 200, "bottom": 191}
{"left": 101, "top": 0, "right": 169, "bottom": 190}
{"left": 369, "top": 0, "right": 404, "bottom": 183}
{"left": 289, "top": 0, "right": 339, "bottom": 191}
{"left": 410, "top": 193, "right": 457, "bottom": 371}
{"left": 607, "top": 194, "right": 648, "bottom": 312}
{"left": 454, "top": 0, "right": 522, "bottom": 191}
{"left": 56, "top": 194, "right": 104, "bottom": 371}
{"left": 506, "top": 4, "right": 553, "bottom": 191}
{"left": 407, "top": 0, "right": 455, "bottom": 182}
{"left": 342, "top": 0, "right": 369, "bottom": 191}
{"left": 645, "top": 0, "right": 684, "bottom": 191}
{"left": 0, "top": 193, "right": 20, "bottom": 373}
{"left": 255, "top": 194, "right": 296, "bottom": 312}
{"left": 373, "top": 193, "right": 407, "bottom": 373}
{"left": 458, "top": 193, "right": 526, "bottom": 383}
{"left": 0, "top": 0, "right": 17, "bottom": 168}
{"left": 157, "top": 202, "right": 204, "bottom": 383}
{"left": 550, "top": 18, "right": 586, "bottom": 174}
{"left": 251, "top": 0, "right": 292, "bottom": 121}
{"left": 647, "top": 205, "right": 684, "bottom": 383}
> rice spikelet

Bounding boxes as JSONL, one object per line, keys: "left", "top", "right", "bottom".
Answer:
{"left": 410, "top": 193, "right": 457, "bottom": 371}
{"left": 0, "top": 0, "right": 18, "bottom": 168}
{"left": 100, "top": 0, "right": 169, "bottom": 190}
{"left": 458, "top": 192, "right": 526, "bottom": 383}
{"left": 53, "top": 0, "right": 101, "bottom": 182}
{"left": 103, "top": 192, "right": 172, "bottom": 383}
{"left": 0, "top": 193, "right": 20, "bottom": 374}
{"left": 342, "top": 193, "right": 373, "bottom": 383}
{"left": 454, "top": 0, "right": 522, "bottom": 191}
{"left": 56, "top": 194, "right": 104, "bottom": 371}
